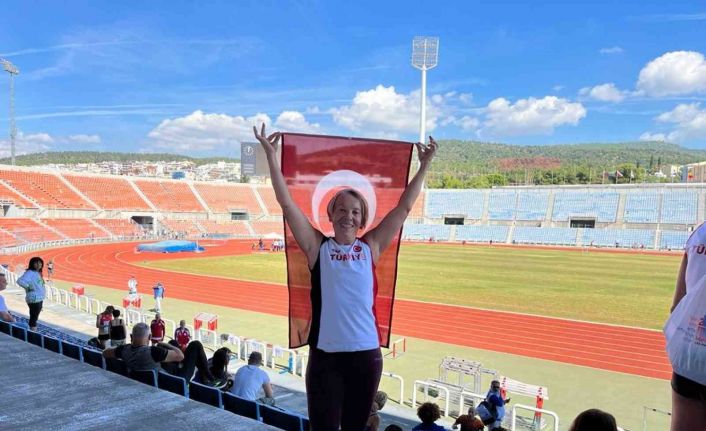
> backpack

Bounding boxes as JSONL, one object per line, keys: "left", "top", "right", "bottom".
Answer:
{"left": 476, "top": 400, "right": 498, "bottom": 425}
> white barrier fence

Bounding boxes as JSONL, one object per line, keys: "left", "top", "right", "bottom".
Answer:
{"left": 412, "top": 380, "right": 451, "bottom": 417}
{"left": 381, "top": 371, "right": 405, "bottom": 405}
{"left": 511, "top": 404, "right": 559, "bottom": 431}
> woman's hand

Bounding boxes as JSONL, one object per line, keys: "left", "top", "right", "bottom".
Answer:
{"left": 415, "top": 136, "right": 438, "bottom": 167}
{"left": 253, "top": 123, "right": 281, "bottom": 158}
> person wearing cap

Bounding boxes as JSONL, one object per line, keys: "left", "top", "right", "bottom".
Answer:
{"left": 231, "top": 351, "right": 274, "bottom": 405}
{"left": 486, "top": 380, "right": 510, "bottom": 430}
{"left": 0, "top": 273, "right": 15, "bottom": 322}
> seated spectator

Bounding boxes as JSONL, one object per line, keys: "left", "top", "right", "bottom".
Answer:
{"left": 366, "top": 391, "right": 388, "bottom": 431}
{"left": 174, "top": 319, "right": 191, "bottom": 351}
{"left": 96, "top": 306, "right": 114, "bottom": 349}
{"left": 193, "top": 346, "right": 233, "bottom": 390}
{"left": 109, "top": 309, "right": 127, "bottom": 347}
{"left": 413, "top": 402, "right": 446, "bottom": 431}
{"left": 0, "top": 273, "right": 15, "bottom": 323}
{"left": 452, "top": 414, "right": 485, "bottom": 431}
{"left": 150, "top": 313, "right": 166, "bottom": 345}
{"left": 103, "top": 322, "right": 214, "bottom": 383}
{"left": 231, "top": 351, "right": 274, "bottom": 405}
{"left": 568, "top": 409, "right": 618, "bottom": 431}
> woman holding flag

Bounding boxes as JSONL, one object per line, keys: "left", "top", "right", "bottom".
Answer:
{"left": 254, "top": 124, "right": 436, "bottom": 431}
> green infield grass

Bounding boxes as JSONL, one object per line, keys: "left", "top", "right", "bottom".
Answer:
{"left": 141, "top": 243, "right": 681, "bottom": 329}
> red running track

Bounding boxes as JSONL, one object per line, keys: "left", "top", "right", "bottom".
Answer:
{"left": 13, "top": 240, "right": 671, "bottom": 380}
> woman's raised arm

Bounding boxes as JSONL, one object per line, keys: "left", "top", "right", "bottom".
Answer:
{"left": 253, "top": 124, "right": 323, "bottom": 266}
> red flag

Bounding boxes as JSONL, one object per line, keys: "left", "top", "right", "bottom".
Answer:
{"left": 280, "top": 133, "right": 413, "bottom": 349}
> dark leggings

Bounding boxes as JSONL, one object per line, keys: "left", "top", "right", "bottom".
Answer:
{"left": 28, "top": 301, "right": 43, "bottom": 328}
{"left": 306, "top": 347, "right": 383, "bottom": 431}
{"left": 164, "top": 340, "right": 211, "bottom": 381}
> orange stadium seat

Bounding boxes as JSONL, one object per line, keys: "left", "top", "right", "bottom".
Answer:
{"left": 93, "top": 219, "right": 142, "bottom": 237}
{"left": 63, "top": 174, "right": 151, "bottom": 210}
{"left": 0, "top": 169, "right": 92, "bottom": 209}
{"left": 0, "top": 218, "right": 64, "bottom": 242}
{"left": 250, "top": 220, "right": 284, "bottom": 236}
{"left": 198, "top": 220, "right": 250, "bottom": 236}
{"left": 41, "top": 219, "right": 110, "bottom": 240}
{"left": 161, "top": 219, "right": 202, "bottom": 235}
{"left": 0, "top": 182, "right": 37, "bottom": 208}
{"left": 194, "top": 183, "right": 262, "bottom": 214}
{"left": 134, "top": 180, "right": 204, "bottom": 212}
{"left": 255, "top": 187, "right": 282, "bottom": 216}
{"left": 0, "top": 229, "right": 19, "bottom": 247}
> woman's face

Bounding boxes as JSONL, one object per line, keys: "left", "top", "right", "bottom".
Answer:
{"left": 330, "top": 193, "right": 364, "bottom": 234}
{"left": 33, "top": 260, "right": 43, "bottom": 271}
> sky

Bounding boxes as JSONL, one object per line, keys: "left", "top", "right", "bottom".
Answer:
{"left": 1, "top": 0, "right": 706, "bottom": 158}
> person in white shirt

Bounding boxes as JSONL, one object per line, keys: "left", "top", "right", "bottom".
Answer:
{"left": 128, "top": 276, "right": 138, "bottom": 296}
{"left": 0, "top": 273, "right": 15, "bottom": 322}
{"left": 231, "top": 351, "right": 274, "bottom": 405}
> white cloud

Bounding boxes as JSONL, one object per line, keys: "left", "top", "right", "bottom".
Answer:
{"left": 329, "top": 85, "right": 445, "bottom": 137}
{"left": 458, "top": 93, "right": 473, "bottom": 105}
{"left": 552, "top": 85, "right": 564, "bottom": 92}
{"left": 275, "top": 111, "right": 321, "bottom": 133}
{"left": 579, "top": 83, "right": 627, "bottom": 102}
{"left": 637, "top": 51, "right": 706, "bottom": 97}
{"left": 147, "top": 110, "right": 271, "bottom": 152}
{"left": 481, "top": 96, "right": 586, "bottom": 136}
{"left": 651, "top": 103, "right": 706, "bottom": 141}
{"left": 599, "top": 46, "right": 624, "bottom": 55}
{"left": 66, "top": 134, "right": 101, "bottom": 144}
{"left": 639, "top": 132, "right": 667, "bottom": 141}
{"left": 0, "top": 132, "right": 54, "bottom": 158}
{"left": 457, "top": 116, "right": 481, "bottom": 131}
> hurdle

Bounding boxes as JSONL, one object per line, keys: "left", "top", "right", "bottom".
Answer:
{"left": 384, "top": 337, "right": 407, "bottom": 359}
{"left": 642, "top": 406, "right": 671, "bottom": 431}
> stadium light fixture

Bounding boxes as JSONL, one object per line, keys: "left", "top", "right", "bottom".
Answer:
{"left": 411, "top": 36, "right": 439, "bottom": 145}
{"left": 1, "top": 58, "right": 19, "bottom": 165}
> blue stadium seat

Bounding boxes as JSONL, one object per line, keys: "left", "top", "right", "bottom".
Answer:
{"left": 105, "top": 357, "right": 128, "bottom": 377}
{"left": 488, "top": 191, "right": 516, "bottom": 220}
{"left": 582, "top": 228, "right": 655, "bottom": 248}
{"left": 61, "top": 341, "right": 83, "bottom": 361}
{"left": 660, "top": 230, "right": 690, "bottom": 250}
{"left": 552, "top": 191, "right": 619, "bottom": 222}
{"left": 425, "top": 190, "right": 484, "bottom": 219}
{"left": 259, "top": 404, "right": 306, "bottom": 431}
{"left": 223, "top": 393, "right": 260, "bottom": 420}
{"left": 189, "top": 381, "right": 222, "bottom": 408}
{"left": 43, "top": 336, "right": 62, "bottom": 354}
{"left": 158, "top": 371, "right": 188, "bottom": 396}
{"left": 402, "top": 223, "right": 451, "bottom": 241}
{"left": 302, "top": 417, "right": 311, "bottom": 431}
{"left": 624, "top": 192, "right": 659, "bottom": 223}
{"left": 455, "top": 225, "right": 508, "bottom": 243}
{"left": 516, "top": 191, "right": 549, "bottom": 220}
{"left": 513, "top": 227, "right": 578, "bottom": 245}
{"left": 82, "top": 347, "right": 105, "bottom": 369}
{"left": 661, "top": 191, "right": 697, "bottom": 224}
{"left": 27, "top": 330, "right": 43, "bottom": 348}
{"left": 11, "top": 325, "right": 27, "bottom": 342}
{"left": 130, "top": 369, "right": 157, "bottom": 387}
{"left": 0, "top": 320, "right": 10, "bottom": 335}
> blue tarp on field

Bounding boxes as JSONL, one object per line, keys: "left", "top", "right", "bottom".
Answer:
{"left": 136, "top": 240, "right": 205, "bottom": 253}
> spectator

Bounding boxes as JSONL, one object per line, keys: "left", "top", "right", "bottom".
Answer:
{"left": 253, "top": 124, "right": 436, "bottom": 431}
{"left": 46, "top": 260, "right": 54, "bottom": 280}
{"left": 103, "top": 322, "right": 214, "bottom": 383}
{"left": 231, "top": 351, "right": 274, "bottom": 405}
{"left": 109, "top": 309, "right": 127, "bottom": 347}
{"left": 150, "top": 313, "right": 166, "bottom": 345}
{"left": 366, "top": 391, "right": 388, "bottom": 431}
{"left": 568, "top": 409, "right": 618, "bottom": 431}
{"left": 152, "top": 282, "right": 165, "bottom": 312}
{"left": 174, "top": 319, "right": 191, "bottom": 351}
{"left": 193, "top": 346, "right": 232, "bottom": 389}
{"left": 127, "top": 276, "right": 138, "bottom": 296}
{"left": 669, "top": 224, "right": 706, "bottom": 431}
{"left": 96, "top": 306, "right": 114, "bottom": 349}
{"left": 453, "top": 415, "right": 485, "bottom": 431}
{"left": 485, "top": 380, "right": 509, "bottom": 430}
{"left": 0, "top": 273, "right": 15, "bottom": 323}
{"left": 413, "top": 402, "right": 446, "bottom": 431}
{"left": 16, "top": 256, "right": 46, "bottom": 331}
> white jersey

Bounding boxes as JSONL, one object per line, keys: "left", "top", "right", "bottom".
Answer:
{"left": 685, "top": 223, "right": 706, "bottom": 293}
{"left": 314, "top": 238, "right": 380, "bottom": 352}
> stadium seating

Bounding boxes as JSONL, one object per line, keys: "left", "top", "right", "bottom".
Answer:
{"left": 158, "top": 372, "right": 188, "bottom": 396}
{"left": 134, "top": 179, "right": 205, "bottom": 212}
{"left": 93, "top": 219, "right": 142, "bottom": 237}
{"left": 552, "top": 191, "right": 619, "bottom": 222}
{"left": 223, "top": 393, "right": 260, "bottom": 421}
{"left": 582, "top": 228, "right": 655, "bottom": 248}
{"left": 63, "top": 174, "right": 151, "bottom": 210}
{"left": 661, "top": 190, "right": 697, "bottom": 224}
{"left": 11, "top": 325, "right": 27, "bottom": 342}
{"left": 259, "top": 404, "right": 307, "bottom": 431}
{"left": 198, "top": 220, "right": 250, "bottom": 236}
{"left": 256, "top": 186, "right": 282, "bottom": 216}
{"left": 0, "top": 229, "right": 19, "bottom": 248}
{"left": 161, "top": 219, "right": 203, "bottom": 236}
{"left": 82, "top": 347, "right": 105, "bottom": 369}
{"left": 0, "top": 169, "right": 93, "bottom": 209}
{"left": 402, "top": 223, "right": 451, "bottom": 241}
{"left": 513, "top": 226, "right": 578, "bottom": 245}
{"left": 455, "top": 225, "right": 508, "bottom": 243}
{"left": 0, "top": 218, "right": 64, "bottom": 242}
{"left": 660, "top": 230, "right": 690, "bottom": 250}
{"left": 189, "top": 381, "right": 223, "bottom": 408}
{"left": 41, "top": 218, "right": 109, "bottom": 239}
{"left": 27, "top": 330, "right": 43, "bottom": 348}
{"left": 0, "top": 181, "right": 36, "bottom": 208}
{"left": 425, "top": 190, "right": 484, "bottom": 219}
{"left": 250, "top": 220, "right": 284, "bottom": 237}
{"left": 488, "top": 191, "right": 516, "bottom": 220}
{"left": 624, "top": 192, "right": 659, "bottom": 223}
{"left": 516, "top": 191, "right": 550, "bottom": 221}
{"left": 194, "top": 183, "right": 261, "bottom": 214}
{"left": 43, "top": 336, "right": 62, "bottom": 354}
{"left": 61, "top": 340, "right": 83, "bottom": 361}
{"left": 130, "top": 369, "right": 158, "bottom": 387}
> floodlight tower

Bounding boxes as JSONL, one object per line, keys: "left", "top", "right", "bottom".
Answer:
{"left": 1, "top": 58, "right": 19, "bottom": 165}
{"left": 411, "top": 36, "right": 439, "bottom": 145}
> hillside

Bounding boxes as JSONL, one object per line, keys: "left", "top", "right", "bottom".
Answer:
{"left": 0, "top": 151, "right": 239, "bottom": 166}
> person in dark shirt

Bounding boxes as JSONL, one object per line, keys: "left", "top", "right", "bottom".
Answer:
{"left": 412, "top": 402, "right": 446, "bottom": 431}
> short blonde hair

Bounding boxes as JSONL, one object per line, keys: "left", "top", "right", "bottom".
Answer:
{"left": 326, "top": 188, "right": 369, "bottom": 229}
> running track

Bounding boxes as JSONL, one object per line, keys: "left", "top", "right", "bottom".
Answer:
{"left": 12, "top": 240, "right": 671, "bottom": 380}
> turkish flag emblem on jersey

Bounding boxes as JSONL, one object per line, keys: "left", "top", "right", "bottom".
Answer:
{"left": 280, "top": 133, "right": 413, "bottom": 349}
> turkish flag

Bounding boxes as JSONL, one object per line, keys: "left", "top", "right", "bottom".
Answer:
{"left": 280, "top": 133, "right": 413, "bottom": 349}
